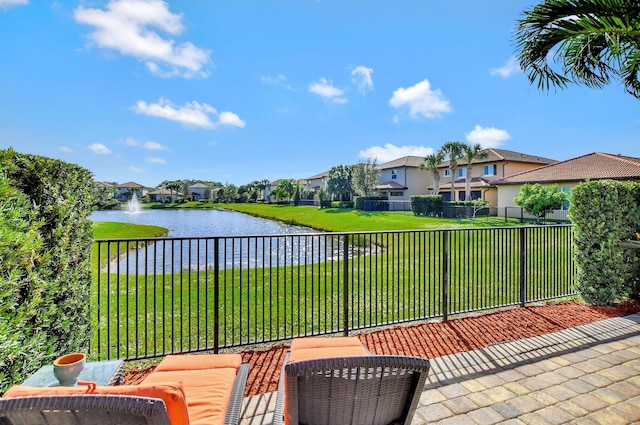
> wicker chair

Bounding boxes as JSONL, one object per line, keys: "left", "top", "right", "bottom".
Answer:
{"left": 0, "top": 361, "right": 250, "bottom": 425}
{"left": 273, "top": 355, "right": 430, "bottom": 425}
{"left": 0, "top": 395, "right": 171, "bottom": 425}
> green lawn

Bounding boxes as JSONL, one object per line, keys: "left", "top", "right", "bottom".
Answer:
{"left": 90, "top": 206, "right": 574, "bottom": 360}
{"left": 215, "top": 203, "right": 521, "bottom": 232}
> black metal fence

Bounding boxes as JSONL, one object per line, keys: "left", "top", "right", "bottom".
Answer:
{"left": 91, "top": 225, "right": 575, "bottom": 360}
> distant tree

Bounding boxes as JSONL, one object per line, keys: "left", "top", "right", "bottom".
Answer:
{"left": 462, "top": 143, "right": 488, "bottom": 201}
{"left": 419, "top": 151, "right": 446, "bottom": 195}
{"left": 515, "top": 0, "right": 640, "bottom": 99}
{"left": 351, "top": 157, "right": 381, "bottom": 197}
{"left": 327, "top": 165, "right": 353, "bottom": 201}
{"left": 275, "top": 179, "right": 297, "bottom": 202}
{"left": 514, "top": 183, "right": 569, "bottom": 221}
{"left": 222, "top": 182, "right": 238, "bottom": 203}
{"left": 166, "top": 181, "right": 181, "bottom": 202}
{"left": 439, "top": 141, "right": 468, "bottom": 201}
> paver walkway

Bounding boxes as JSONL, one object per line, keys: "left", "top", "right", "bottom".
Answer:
{"left": 240, "top": 313, "right": 640, "bottom": 424}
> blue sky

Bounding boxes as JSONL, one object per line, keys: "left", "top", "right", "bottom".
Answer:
{"left": 1, "top": 0, "right": 638, "bottom": 187}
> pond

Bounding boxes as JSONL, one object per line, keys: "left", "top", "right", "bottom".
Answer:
{"left": 91, "top": 209, "right": 341, "bottom": 273}
{"left": 91, "top": 209, "right": 317, "bottom": 238}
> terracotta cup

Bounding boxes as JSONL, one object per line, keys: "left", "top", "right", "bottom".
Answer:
{"left": 53, "top": 353, "right": 86, "bottom": 386}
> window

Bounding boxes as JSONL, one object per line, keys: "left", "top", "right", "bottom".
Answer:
{"left": 391, "top": 170, "right": 397, "bottom": 180}
{"left": 484, "top": 164, "right": 497, "bottom": 176}
{"left": 390, "top": 191, "right": 403, "bottom": 197}
{"left": 444, "top": 169, "right": 451, "bottom": 177}
{"left": 560, "top": 187, "right": 571, "bottom": 210}
{"left": 458, "top": 167, "right": 466, "bottom": 178}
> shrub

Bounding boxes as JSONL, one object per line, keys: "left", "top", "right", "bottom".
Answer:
{"left": 514, "top": 183, "right": 568, "bottom": 221}
{"left": 569, "top": 180, "right": 640, "bottom": 305}
{"left": 0, "top": 148, "right": 95, "bottom": 392}
{"left": 330, "top": 201, "right": 354, "bottom": 209}
{"left": 355, "top": 196, "right": 387, "bottom": 210}
{"left": 411, "top": 195, "right": 443, "bottom": 216}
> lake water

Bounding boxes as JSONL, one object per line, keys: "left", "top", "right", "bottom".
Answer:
{"left": 91, "top": 209, "right": 339, "bottom": 273}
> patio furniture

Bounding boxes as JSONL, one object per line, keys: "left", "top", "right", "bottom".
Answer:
{"left": 1, "top": 353, "right": 249, "bottom": 425}
{"left": 21, "top": 359, "right": 124, "bottom": 387}
{"left": 273, "top": 337, "right": 430, "bottom": 425}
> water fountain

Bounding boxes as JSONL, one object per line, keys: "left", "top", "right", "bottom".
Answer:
{"left": 126, "top": 193, "right": 142, "bottom": 213}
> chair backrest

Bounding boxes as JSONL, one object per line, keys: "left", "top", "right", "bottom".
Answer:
{"left": 285, "top": 355, "right": 430, "bottom": 425}
{"left": 0, "top": 395, "right": 172, "bottom": 425}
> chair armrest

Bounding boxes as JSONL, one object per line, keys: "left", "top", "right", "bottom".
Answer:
{"left": 224, "top": 362, "right": 250, "bottom": 425}
{"left": 272, "top": 351, "right": 290, "bottom": 425}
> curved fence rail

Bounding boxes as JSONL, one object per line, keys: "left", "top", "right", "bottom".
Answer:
{"left": 91, "top": 225, "right": 575, "bottom": 360}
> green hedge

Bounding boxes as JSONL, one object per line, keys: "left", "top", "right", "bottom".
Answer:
{"left": 411, "top": 195, "right": 443, "bottom": 216}
{"left": 354, "top": 196, "right": 387, "bottom": 210}
{"left": 331, "top": 201, "right": 354, "bottom": 209}
{"left": 0, "top": 149, "right": 95, "bottom": 392}
{"left": 569, "top": 180, "right": 640, "bottom": 305}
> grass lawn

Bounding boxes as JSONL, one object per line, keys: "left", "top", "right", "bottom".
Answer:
{"left": 90, "top": 205, "right": 573, "bottom": 360}
{"left": 214, "top": 203, "right": 521, "bottom": 232}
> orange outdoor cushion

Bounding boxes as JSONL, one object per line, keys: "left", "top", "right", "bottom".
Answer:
{"left": 154, "top": 353, "right": 242, "bottom": 372}
{"left": 3, "top": 382, "right": 190, "bottom": 425}
{"left": 143, "top": 362, "right": 239, "bottom": 425}
{"left": 288, "top": 345, "right": 369, "bottom": 363}
{"left": 290, "top": 336, "right": 364, "bottom": 351}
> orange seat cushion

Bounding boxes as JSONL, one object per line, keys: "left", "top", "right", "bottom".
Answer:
{"left": 143, "top": 355, "right": 241, "bottom": 425}
{"left": 288, "top": 337, "right": 368, "bottom": 363}
{"left": 154, "top": 353, "right": 242, "bottom": 372}
{"left": 3, "top": 382, "right": 190, "bottom": 425}
{"left": 290, "top": 336, "right": 363, "bottom": 351}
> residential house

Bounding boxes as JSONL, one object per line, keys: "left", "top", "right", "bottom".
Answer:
{"left": 148, "top": 188, "right": 180, "bottom": 203}
{"left": 438, "top": 148, "right": 557, "bottom": 204}
{"left": 306, "top": 171, "right": 329, "bottom": 193}
{"left": 114, "top": 182, "right": 148, "bottom": 202}
{"left": 493, "top": 152, "right": 640, "bottom": 209}
{"left": 188, "top": 183, "right": 212, "bottom": 201}
{"left": 375, "top": 156, "right": 430, "bottom": 201}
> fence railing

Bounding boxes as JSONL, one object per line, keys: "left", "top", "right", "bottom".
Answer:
{"left": 91, "top": 225, "right": 576, "bottom": 360}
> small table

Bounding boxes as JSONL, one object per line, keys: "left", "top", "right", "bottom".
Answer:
{"left": 22, "top": 359, "right": 125, "bottom": 387}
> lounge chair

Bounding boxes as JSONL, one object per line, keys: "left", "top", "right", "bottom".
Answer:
{"left": 273, "top": 337, "right": 430, "bottom": 425}
{"left": 1, "top": 353, "right": 249, "bottom": 425}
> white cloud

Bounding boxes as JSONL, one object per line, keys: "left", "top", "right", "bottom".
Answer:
{"left": 74, "top": 0, "right": 210, "bottom": 78}
{"left": 146, "top": 156, "right": 166, "bottom": 164}
{"left": 389, "top": 79, "right": 452, "bottom": 120}
{"left": 490, "top": 57, "right": 520, "bottom": 78}
{"left": 308, "top": 77, "right": 347, "bottom": 104}
{"left": 88, "top": 143, "right": 112, "bottom": 155}
{"left": 359, "top": 143, "right": 435, "bottom": 163}
{"left": 128, "top": 166, "right": 144, "bottom": 172}
{"left": 132, "top": 97, "right": 245, "bottom": 129}
{"left": 144, "top": 141, "right": 169, "bottom": 150}
{"left": 351, "top": 66, "right": 374, "bottom": 94}
{"left": 465, "top": 125, "right": 511, "bottom": 148}
{"left": 218, "top": 111, "right": 246, "bottom": 128}
{"left": 59, "top": 146, "right": 74, "bottom": 153}
{"left": 0, "top": 0, "right": 28, "bottom": 10}
{"left": 261, "top": 74, "right": 293, "bottom": 90}
{"left": 124, "top": 137, "right": 169, "bottom": 150}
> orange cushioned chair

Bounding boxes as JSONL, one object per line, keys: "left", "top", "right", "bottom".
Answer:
{"left": 273, "top": 336, "right": 430, "bottom": 425}
{"left": 1, "top": 353, "right": 249, "bottom": 425}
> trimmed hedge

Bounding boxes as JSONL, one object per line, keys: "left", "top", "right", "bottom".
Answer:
{"left": 411, "top": 195, "right": 443, "bottom": 216}
{"left": 0, "top": 149, "right": 95, "bottom": 392}
{"left": 569, "top": 180, "right": 640, "bottom": 305}
{"left": 355, "top": 196, "right": 387, "bottom": 210}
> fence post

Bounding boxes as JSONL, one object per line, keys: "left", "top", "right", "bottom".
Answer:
{"left": 343, "top": 234, "right": 350, "bottom": 336}
{"left": 519, "top": 227, "right": 526, "bottom": 307}
{"left": 442, "top": 230, "right": 449, "bottom": 321}
{"left": 213, "top": 238, "right": 220, "bottom": 353}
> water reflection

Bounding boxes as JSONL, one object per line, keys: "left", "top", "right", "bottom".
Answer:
{"left": 92, "top": 209, "right": 340, "bottom": 273}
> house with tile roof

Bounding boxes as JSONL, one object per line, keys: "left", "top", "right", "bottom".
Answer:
{"left": 375, "top": 156, "right": 429, "bottom": 201}
{"left": 493, "top": 152, "right": 640, "bottom": 209}
{"left": 114, "top": 181, "right": 148, "bottom": 201}
{"left": 437, "top": 148, "right": 557, "bottom": 205}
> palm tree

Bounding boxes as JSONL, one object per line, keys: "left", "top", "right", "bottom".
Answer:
{"left": 439, "top": 141, "right": 467, "bottom": 202}
{"left": 515, "top": 0, "right": 640, "bottom": 98}
{"left": 419, "top": 151, "right": 446, "bottom": 195}
{"left": 462, "top": 143, "right": 488, "bottom": 201}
